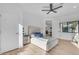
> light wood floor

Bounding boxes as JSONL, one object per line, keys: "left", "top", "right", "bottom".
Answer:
{"left": 1, "top": 39, "right": 79, "bottom": 55}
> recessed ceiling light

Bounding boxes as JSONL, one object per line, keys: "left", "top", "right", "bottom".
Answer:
{"left": 73, "top": 6, "right": 77, "bottom": 8}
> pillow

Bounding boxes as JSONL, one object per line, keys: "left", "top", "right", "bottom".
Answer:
{"left": 32, "top": 32, "right": 43, "bottom": 38}
{"left": 31, "top": 34, "right": 35, "bottom": 38}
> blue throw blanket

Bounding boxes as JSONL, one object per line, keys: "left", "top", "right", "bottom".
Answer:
{"left": 32, "top": 32, "right": 43, "bottom": 38}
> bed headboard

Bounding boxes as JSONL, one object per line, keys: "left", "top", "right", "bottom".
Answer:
{"left": 28, "top": 25, "right": 41, "bottom": 35}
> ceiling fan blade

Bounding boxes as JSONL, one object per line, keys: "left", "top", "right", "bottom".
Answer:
{"left": 42, "top": 10, "right": 50, "bottom": 11}
{"left": 53, "top": 6, "right": 63, "bottom": 10}
{"left": 47, "top": 11, "right": 51, "bottom": 14}
{"left": 50, "top": 3, "right": 53, "bottom": 10}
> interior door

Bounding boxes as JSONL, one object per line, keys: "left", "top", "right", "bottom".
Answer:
{"left": 19, "top": 24, "right": 23, "bottom": 48}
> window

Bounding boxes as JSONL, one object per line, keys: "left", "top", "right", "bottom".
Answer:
{"left": 60, "top": 21, "right": 78, "bottom": 33}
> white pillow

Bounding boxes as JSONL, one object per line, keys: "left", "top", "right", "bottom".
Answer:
{"left": 31, "top": 34, "right": 35, "bottom": 38}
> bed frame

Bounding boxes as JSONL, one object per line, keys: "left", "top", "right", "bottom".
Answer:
{"left": 28, "top": 25, "right": 58, "bottom": 51}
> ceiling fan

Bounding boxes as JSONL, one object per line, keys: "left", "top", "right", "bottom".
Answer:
{"left": 42, "top": 3, "right": 63, "bottom": 14}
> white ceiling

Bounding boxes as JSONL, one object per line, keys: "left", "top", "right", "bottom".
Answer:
{"left": 18, "top": 3, "right": 79, "bottom": 17}
{"left": 0, "top": 3, "right": 79, "bottom": 18}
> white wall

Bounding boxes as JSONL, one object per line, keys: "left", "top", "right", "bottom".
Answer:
{"left": 23, "top": 12, "right": 44, "bottom": 35}
{"left": 0, "top": 4, "right": 23, "bottom": 53}
{"left": 0, "top": 6, "right": 2, "bottom": 52}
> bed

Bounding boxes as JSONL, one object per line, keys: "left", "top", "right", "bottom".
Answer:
{"left": 28, "top": 25, "right": 58, "bottom": 51}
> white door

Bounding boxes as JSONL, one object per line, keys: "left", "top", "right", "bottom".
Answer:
{"left": 19, "top": 24, "right": 23, "bottom": 48}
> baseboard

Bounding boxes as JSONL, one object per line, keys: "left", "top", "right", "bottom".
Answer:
{"left": 58, "top": 38, "right": 72, "bottom": 42}
{"left": 0, "top": 48, "right": 19, "bottom": 55}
